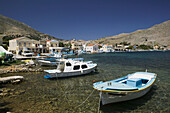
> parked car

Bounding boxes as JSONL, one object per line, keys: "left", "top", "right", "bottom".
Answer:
{"left": 22, "top": 51, "right": 34, "bottom": 56}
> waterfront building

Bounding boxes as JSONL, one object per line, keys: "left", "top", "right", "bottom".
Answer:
{"left": 46, "top": 40, "right": 59, "bottom": 47}
{"left": 71, "top": 42, "right": 83, "bottom": 50}
{"left": 8, "top": 37, "right": 47, "bottom": 54}
{"left": 100, "top": 44, "right": 113, "bottom": 52}
{"left": 114, "top": 44, "right": 125, "bottom": 51}
{"left": 49, "top": 47, "right": 69, "bottom": 53}
{"left": 85, "top": 45, "right": 98, "bottom": 53}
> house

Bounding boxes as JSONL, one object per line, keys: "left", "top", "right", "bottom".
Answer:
{"left": 114, "top": 44, "right": 124, "bottom": 51}
{"left": 100, "top": 44, "right": 113, "bottom": 52}
{"left": 85, "top": 45, "right": 98, "bottom": 53}
{"left": 8, "top": 37, "right": 47, "bottom": 54}
{"left": 49, "top": 47, "right": 70, "bottom": 53}
{"left": 46, "top": 40, "right": 59, "bottom": 47}
{"left": 71, "top": 42, "right": 83, "bottom": 50}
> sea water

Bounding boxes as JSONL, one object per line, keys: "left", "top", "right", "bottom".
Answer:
{"left": 0, "top": 51, "right": 170, "bottom": 113}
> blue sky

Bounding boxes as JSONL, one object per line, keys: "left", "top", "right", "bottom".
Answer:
{"left": 1, "top": 0, "right": 170, "bottom": 40}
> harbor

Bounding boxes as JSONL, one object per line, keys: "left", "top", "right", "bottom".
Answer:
{"left": 0, "top": 1, "right": 170, "bottom": 112}
{"left": 0, "top": 51, "right": 170, "bottom": 112}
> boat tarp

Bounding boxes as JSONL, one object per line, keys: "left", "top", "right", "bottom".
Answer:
{"left": 0, "top": 46, "right": 13, "bottom": 55}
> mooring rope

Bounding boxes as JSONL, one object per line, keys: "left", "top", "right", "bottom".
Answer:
{"left": 55, "top": 78, "right": 71, "bottom": 106}
{"left": 98, "top": 91, "right": 102, "bottom": 113}
{"left": 75, "top": 89, "right": 95, "bottom": 108}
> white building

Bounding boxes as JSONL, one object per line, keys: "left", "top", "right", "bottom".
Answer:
{"left": 85, "top": 45, "right": 98, "bottom": 53}
{"left": 8, "top": 37, "right": 48, "bottom": 54}
{"left": 71, "top": 42, "right": 83, "bottom": 50}
{"left": 46, "top": 40, "right": 59, "bottom": 47}
{"left": 100, "top": 44, "right": 113, "bottom": 52}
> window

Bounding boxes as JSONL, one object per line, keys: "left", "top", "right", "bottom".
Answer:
{"left": 29, "top": 43, "right": 31, "bottom": 46}
{"left": 51, "top": 44, "right": 53, "bottom": 47}
{"left": 66, "top": 62, "right": 71, "bottom": 66}
{"left": 73, "top": 65, "right": 80, "bottom": 70}
{"left": 19, "top": 42, "right": 21, "bottom": 46}
{"left": 81, "top": 65, "right": 87, "bottom": 69}
{"left": 24, "top": 42, "right": 26, "bottom": 46}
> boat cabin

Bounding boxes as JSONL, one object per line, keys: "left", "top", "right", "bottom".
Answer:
{"left": 56, "top": 59, "right": 91, "bottom": 72}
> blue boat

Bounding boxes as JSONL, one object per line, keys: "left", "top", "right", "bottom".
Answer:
{"left": 93, "top": 71, "right": 157, "bottom": 105}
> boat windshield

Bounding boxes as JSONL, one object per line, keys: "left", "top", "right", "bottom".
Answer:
{"left": 57, "top": 61, "right": 65, "bottom": 72}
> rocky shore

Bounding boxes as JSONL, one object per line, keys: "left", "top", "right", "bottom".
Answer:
{"left": 0, "top": 87, "right": 25, "bottom": 97}
{"left": 0, "top": 64, "right": 43, "bottom": 75}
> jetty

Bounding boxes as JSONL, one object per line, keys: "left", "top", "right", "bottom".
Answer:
{"left": 0, "top": 76, "right": 24, "bottom": 84}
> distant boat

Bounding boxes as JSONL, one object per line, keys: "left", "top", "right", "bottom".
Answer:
{"left": 44, "top": 58, "right": 97, "bottom": 78}
{"left": 37, "top": 57, "right": 59, "bottom": 66}
{"left": 93, "top": 72, "right": 157, "bottom": 105}
{"left": 46, "top": 52, "right": 63, "bottom": 59}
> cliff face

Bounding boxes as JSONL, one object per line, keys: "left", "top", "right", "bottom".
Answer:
{"left": 0, "top": 15, "right": 61, "bottom": 40}
{"left": 92, "top": 20, "right": 170, "bottom": 46}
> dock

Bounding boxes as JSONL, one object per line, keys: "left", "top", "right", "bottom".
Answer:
{"left": 0, "top": 76, "right": 24, "bottom": 84}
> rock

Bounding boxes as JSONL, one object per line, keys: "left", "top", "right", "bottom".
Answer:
{"left": 11, "top": 79, "right": 21, "bottom": 84}
{"left": 19, "top": 90, "right": 25, "bottom": 94}
{"left": 0, "top": 92, "right": 8, "bottom": 96}
{"left": 51, "top": 98, "right": 58, "bottom": 101}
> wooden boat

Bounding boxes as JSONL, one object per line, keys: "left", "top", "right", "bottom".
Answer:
{"left": 44, "top": 59, "right": 97, "bottom": 78}
{"left": 93, "top": 72, "right": 157, "bottom": 105}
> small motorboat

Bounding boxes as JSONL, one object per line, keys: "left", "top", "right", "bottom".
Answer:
{"left": 44, "top": 59, "right": 97, "bottom": 78}
{"left": 37, "top": 57, "right": 59, "bottom": 66}
{"left": 93, "top": 71, "right": 157, "bottom": 105}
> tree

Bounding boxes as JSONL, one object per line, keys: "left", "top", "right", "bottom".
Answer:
{"left": 59, "top": 42, "right": 64, "bottom": 47}
{"left": 137, "top": 45, "right": 153, "bottom": 50}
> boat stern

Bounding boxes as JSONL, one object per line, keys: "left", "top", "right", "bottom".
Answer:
{"left": 44, "top": 70, "right": 61, "bottom": 78}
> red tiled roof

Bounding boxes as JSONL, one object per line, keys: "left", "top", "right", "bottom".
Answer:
{"left": 87, "top": 45, "right": 94, "bottom": 46}
{"left": 46, "top": 40, "right": 52, "bottom": 42}
{"left": 12, "top": 37, "right": 23, "bottom": 40}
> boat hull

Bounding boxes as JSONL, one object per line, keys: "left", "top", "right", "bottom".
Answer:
{"left": 100, "top": 85, "right": 152, "bottom": 105}
{"left": 38, "top": 60, "right": 58, "bottom": 66}
{"left": 45, "top": 66, "right": 97, "bottom": 78}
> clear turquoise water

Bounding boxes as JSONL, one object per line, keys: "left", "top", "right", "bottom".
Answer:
{"left": 1, "top": 51, "right": 170, "bottom": 113}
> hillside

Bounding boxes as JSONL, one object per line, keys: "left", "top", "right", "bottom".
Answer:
{"left": 91, "top": 20, "right": 170, "bottom": 46}
{"left": 0, "top": 14, "right": 61, "bottom": 41}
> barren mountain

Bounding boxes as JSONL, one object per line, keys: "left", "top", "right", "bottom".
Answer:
{"left": 0, "top": 14, "right": 61, "bottom": 40}
{"left": 92, "top": 20, "right": 170, "bottom": 46}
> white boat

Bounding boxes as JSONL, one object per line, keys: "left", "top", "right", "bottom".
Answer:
{"left": 37, "top": 57, "right": 59, "bottom": 66}
{"left": 93, "top": 72, "right": 157, "bottom": 105}
{"left": 44, "top": 59, "right": 97, "bottom": 78}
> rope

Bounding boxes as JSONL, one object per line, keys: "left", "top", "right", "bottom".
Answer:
{"left": 55, "top": 78, "right": 71, "bottom": 106}
{"left": 75, "top": 89, "right": 95, "bottom": 108}
{"left": 98, "top": 91, "right": 102, "bottom": 113}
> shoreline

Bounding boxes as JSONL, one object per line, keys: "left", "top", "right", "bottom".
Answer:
{"left": 0, "top": 64, "right": 43, "bottom": 75}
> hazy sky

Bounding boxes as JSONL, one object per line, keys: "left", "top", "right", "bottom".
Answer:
{"left": 1, "top": 0, "right": 170, "bottom": 40}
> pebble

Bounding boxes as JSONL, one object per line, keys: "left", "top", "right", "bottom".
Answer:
{"left": 0, "top": 64, "right": 43, "bottom": 75}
